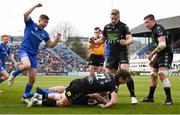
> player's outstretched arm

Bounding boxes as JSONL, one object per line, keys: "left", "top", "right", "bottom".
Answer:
{"left": 98, "top": 91, "right": 118, "bottom": 108}
{"left": 87, "top": 93, "right": 110, "bottom": 104}
{"left": 24, "top": 3, "right": 42, "bottom": 22}
{"left": 46, "top": 33, "right": 61, "bottom": 48}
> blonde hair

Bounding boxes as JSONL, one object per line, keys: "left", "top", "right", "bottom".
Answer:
{"left": 111, "top": 9, "right": 120, "bottom": 16}
{"left": 1, "top": 34, "right": 9, "bottom": 40}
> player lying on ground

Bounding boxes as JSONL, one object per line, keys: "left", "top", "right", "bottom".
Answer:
{"left": 28, "top": 69, "right": 130, "bottom": 108}
{"left": 22, "top": 85, "right": 108, "bottom": 106}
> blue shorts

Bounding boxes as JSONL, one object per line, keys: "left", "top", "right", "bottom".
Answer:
{"left": 18, "top": 49, "right": 38, "bottom": 68}
{"left": 0, "top": 65, "right": 6, "bottom": 72}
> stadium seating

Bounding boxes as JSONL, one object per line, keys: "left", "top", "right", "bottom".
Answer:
{"left": 8, "top": 43, "right": 88, "bottom": 74}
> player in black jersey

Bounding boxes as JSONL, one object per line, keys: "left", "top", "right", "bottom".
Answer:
{"left": 89, "top": 9, "right": 137, "bottom": 104}
{"left": 27, "top": 69, "right": 130, "bottom": 108}
{"left": 140, "top": 14, "right": 173, "bottom": 105}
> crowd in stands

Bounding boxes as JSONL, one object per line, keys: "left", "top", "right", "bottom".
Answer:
{"left": 7, "top": 43, "right": 88, "bottom": 74}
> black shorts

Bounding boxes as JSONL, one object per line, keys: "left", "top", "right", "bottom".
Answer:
{"left": 65, "top": 79, "right": 84, "bottom": 103}
{"left": 153, "top": 52, "right": 173, "bottom": 69}
{"left": 87, "top": 54, "right": 104, "bottom": 66}
{"left": 106, "top": 52, "right": 129, "bottom": 70}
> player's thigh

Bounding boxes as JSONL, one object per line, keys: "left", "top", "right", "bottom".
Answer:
{"left": 18, "top": 50, "right": 31, "bottom": 67}
{"left": 28, "top": 55, "right": 38, "bottom": 68}
{"left": 56, "top": 93, "right": 71, "bottom": 106}
{"left": 118, "top": 52, "right": 129, "bottom": 70}
{"left": 156, "top": 52, "right": 173, "bottom": 69}
{"left": 106, "top": 56, "right": 118, "bottom": 70}
{"left": 49, "top": 86, "right": 66, "bottom": 92}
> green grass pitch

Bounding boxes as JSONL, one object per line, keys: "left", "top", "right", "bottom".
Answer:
{"left": 0, "top": 76, "right": 180, "bottom": 114}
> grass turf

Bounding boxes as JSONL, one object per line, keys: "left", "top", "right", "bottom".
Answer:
{"left": 0, "top": 76, "right": 180, "bottom": 114}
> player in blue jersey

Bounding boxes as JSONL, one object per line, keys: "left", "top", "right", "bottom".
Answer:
{"left": 7, "top": 3, "right": 61, "bottom": 102}
{"left": 0, "top": 35, "right": 16, "bottom": 92}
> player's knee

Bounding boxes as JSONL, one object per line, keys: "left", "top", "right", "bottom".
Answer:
{"left": 151, "top": 71, "right": 158, "bottom": 77}
{"left": 21, "top": 63, "right": 31, "bottom": 70}
{"left": 162, "top": 79, "right": 170, "bottom": 87}
{"left": 158, "top": 70, "right": 169, "bottom": 76}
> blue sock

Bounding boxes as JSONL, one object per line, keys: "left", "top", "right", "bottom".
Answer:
{"left": 37, "top": 88, "right": 59, "bottom": 94}
{"left": 13, "top": 68, "right": 22, "bottom": 77}
{"left": 44, "top": 89, "right": 59, "bottom": 94}
{"left": 22, "top": 92, "right": 35, "bottom": 99}
{"left": 0, "top": 77, "right": 4, "bottom": 83}
{"left": 25, "top": 83, "right": 32, "bottom": 93}
{"left": 36, "top": 87, "right": 46, "bottom": 94}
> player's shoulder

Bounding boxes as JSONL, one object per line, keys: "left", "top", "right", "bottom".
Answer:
{"left": 155, "top": 24, "right": 165, "bottom": 31}
{"left": 104, "top": 23, "right": 111, "bottom": 29}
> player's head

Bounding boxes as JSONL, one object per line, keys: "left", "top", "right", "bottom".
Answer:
{"left": 38, "top": 14, "right": 49, "bottom": 29}
{"left": 115, "top": 69, "right": 131, "bottom": 84}
{"left": 1, "top": 34, "right": 9, "bottom": 45}
{"left": 94, "top": 27, "right": 102, "bottom": 39}
{"left": 144, "top": 14, "right": 156, "bottom": 30}
{"left": 110, "top": 9, "right": 120, "bottom": 26}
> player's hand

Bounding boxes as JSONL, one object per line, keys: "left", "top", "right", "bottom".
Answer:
{"left": 88, "top": 37, "right": 95, "bottom": 44}
{"left": 97, "top": 104, "right": 106, "bottom": 108}
{"left": 35, "top": 3, "right": 42, "bottom": 8}
{"left": 119, "top": 39, "right": 127, "bottom": 45}
{"left": 56, "top": 33, "right": 62, "bottom": 41}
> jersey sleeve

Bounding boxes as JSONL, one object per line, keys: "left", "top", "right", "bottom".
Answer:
{"left": 113, "top": 85, "right": 119, "bottom": 93}
{"left": 44, "top": 31, "right": 50, "bottom": 42}
{"left": 25, "top": 18, "right": 34, "bottom": 27}
{"left": 103, "top": 26, "right": 108, "bottom": 39}
{"left": 156, "top": 25, "right": 166, "bottom": 37}
{"left": 123, "top": 24, "right": 131, "bottom": 36}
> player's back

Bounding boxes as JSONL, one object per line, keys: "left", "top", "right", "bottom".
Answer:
{"left": 80, "top": 73, "right": 118, "bottom": 94}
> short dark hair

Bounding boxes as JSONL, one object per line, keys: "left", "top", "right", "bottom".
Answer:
{"left": 115, "top": 69, "right": 131, "bottom": 80}
{"left": 94, "top": 27, "right": 100, "bottom": 31}
{"left": 94, "top": 27, "right": 102, "bottom": 33}
{"left": 144, "top": 14, "right": 155, "bottom": 20}
{"left": 39, "top": 14, "right": 49, "bottom": 20}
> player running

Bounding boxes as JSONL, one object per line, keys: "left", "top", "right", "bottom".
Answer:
{"left": 0, "top": 35, "right": 17, "bottom": 92}
{"left": 7, "top": 3, "right": 61, "bottom": 102}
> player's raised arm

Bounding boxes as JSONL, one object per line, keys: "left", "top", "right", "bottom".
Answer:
{"left": 46, "top": 33, "right": 62, "bottom": 48}
{"left": 24, "top": 3, "right": 42, "bottom": 22}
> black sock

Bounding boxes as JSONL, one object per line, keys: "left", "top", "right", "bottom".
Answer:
{"left": 164, "top": 87, "right": 172, "bottom": 101}
{"left": 147, "top": 86, "right": 156, "bottom": 99}
{"left": 42, "top": 99, "right": 57, "bottom": 107}
{"left": 126, "top": 77, "right": 136, "bottom": 97}
{"left": 42, "top": 94, "right": 48, "bottom": 99}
